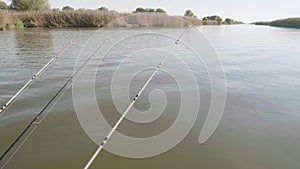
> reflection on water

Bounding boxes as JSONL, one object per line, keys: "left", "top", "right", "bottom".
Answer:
{"left": 0, "top": 25, "right": 300, "bottom": 169}
{"left": 14, "top": 29, "right": 53, "bottom": 67}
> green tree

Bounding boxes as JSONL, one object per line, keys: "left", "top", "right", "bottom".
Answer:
{"left": 145, "top": 8, "right": 155, "bottom": 12}
{"left": 12, "top": 0, "right": 49, "bottom": 11}
{"left": 209, "top": 15, "right": 222, "bottom": 24}
{"left": 155, "top": 8, "right": 166, "bottom": 13}
{"left": 98, "top": 6, "right": 108, "bottom": 12}
{"left": 0, "top": 1, "right": 8, "bottom": 9}
{"left": 225, "top": 18, "right": 235, "bottom": 24}
{"left": 134, "top": 7, "right": 145, "bottom": 13}
{"left": 204, "top": 15, "right": 223, "bottom": 24}
{"left": 202, "top": 17, "right": 208, "bottom": 21}
{"left": 184, "top": 10, "right": 196, "bottom": 17}
{"left": 62, "top": 5, "right": 74, "bottom": 11}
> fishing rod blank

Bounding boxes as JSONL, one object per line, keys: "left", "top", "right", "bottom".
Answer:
{"left": 0, "top": 42, "right": 72, "bottom": 115}
{"left": 83, "top": 26, "right": 191, "bottom": 169}
{"left": 0, "top": 39, "right": 108, "bottom": 165}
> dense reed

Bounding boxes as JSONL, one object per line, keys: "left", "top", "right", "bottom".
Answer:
{"left": 0, "top": 10, "right": 220, "bottom": 29}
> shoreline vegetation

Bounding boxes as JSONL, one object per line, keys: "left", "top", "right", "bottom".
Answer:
{"left": 0, "top": 10, "right": 243, "bottom": 30}
{"left": 0, "top": 3, "right": 243, "bottom": 30}
{"left": 253, "top": 18, "right": 300, "bottom": 29}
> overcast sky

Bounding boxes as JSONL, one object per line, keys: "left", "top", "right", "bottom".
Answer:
{"left": 4, "top": 0, "right": 300, "bottom": 22}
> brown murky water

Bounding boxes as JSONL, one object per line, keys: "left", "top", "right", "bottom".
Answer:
{"left": 0, "top": 25, "right": 300, "bottom": 169}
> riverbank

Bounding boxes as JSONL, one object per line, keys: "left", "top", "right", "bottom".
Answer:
{"left": 254, "top": 18, "right": 300, "bottom": 29}
{"left": 0, "top": 10, "right": 125, "bottom": 29}
{"left": 0, "top": 10, "right": 198, "bottom": 29}
{"left": 0, "top": 10, "right": 243, "bottom": 30}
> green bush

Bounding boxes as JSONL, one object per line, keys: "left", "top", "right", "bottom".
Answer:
{"left": 0, "top": 0, "right": 8, "bottom": 10}
{"left": 184, "top": 10, "right": 196, "bottom": 17}
{"left": 134, "top": 7, "right": 167, "bottom": 14}
{"left": 145, "top": 8, "right": 155, "bottom": 12}
{"left": 155, "top": 8, "right": 166, "bottom": 13}
{"left": 13, "top": 19, "right": 24, "bottom": 29}
{"left": 225, "top": 18, "right": 235, "bottom": 24}
{"left": 98, "top": 7, "right": 108, "bottom": 12}
{"left": 134, "top": 7, "right": 145, "bottom": 13}
{"left": 202, "top": 17, "right": 208, "bottom": 21}
{"left": 62, "top": 5, "right": 74, "bottom": 11}
{"left": 12, "top": 0, "right": 49, "bottom": 11}
{"left": 202, "top": 15, "right": 222, "bottom": 24}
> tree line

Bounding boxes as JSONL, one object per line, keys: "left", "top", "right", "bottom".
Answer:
{"left": 0, "top": 0, "right": 49, "bottom": 10}
{"left": 133, "top": 7, "right": 166, "bottom": 13}
{"left": 0, "top": 0, "right": 195, "bottom": 18}
{"left": 0, "top": 0, "right": 242, "bottom": 26}
{"left": 202, "top": 15, "right": 242, "bottom": 25}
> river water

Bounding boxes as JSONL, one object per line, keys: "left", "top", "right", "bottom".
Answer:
{"left": 0, "top": 25, "right": 300, "bottom": 169}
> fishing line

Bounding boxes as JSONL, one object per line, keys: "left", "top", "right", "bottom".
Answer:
{"left": 83, "top": 25, "right": 191, "bottom": 169}
{"left": 0, "top": 39, "right": 108, "bottom": 165}
{"left": 0, "top": 42, "right": 72, "bottom": 117}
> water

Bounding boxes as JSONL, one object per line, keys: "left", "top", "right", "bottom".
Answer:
{"left": 0, "top": 25, "right": 299, "bottom": 169}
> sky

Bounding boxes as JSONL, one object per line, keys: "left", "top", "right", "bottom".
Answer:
{"left": 4, "top": 0, "right": 300, "bottom": 23}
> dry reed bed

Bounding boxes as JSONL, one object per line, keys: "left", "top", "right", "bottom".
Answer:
{"left": 1, "top": 10, "right": 213, "bottom": 29}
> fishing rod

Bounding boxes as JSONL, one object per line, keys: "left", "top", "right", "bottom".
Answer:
{"left": 0, "top": 42, "right": 72, "bottom": 116}
{"left": 0, "top": 39, "right": 108, "bottom": 166}
{"left": 83, "top": 25, "right": 191, "bottom": 169}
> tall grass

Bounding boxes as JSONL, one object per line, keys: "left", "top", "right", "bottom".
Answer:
{"left": 1, "top": 10, "right": 209, "bottom": 29}
{"left": 0, "top": 10, "right": 9, "bottom": 27}
{"left": 0, "top": 10, "right": 125, "bottom": 28}
{"left": 106, "top": 13, "right": 203, "bottom": 28}
{"left": 0, "top": 10, "right": 24, "bottom": 29}
{"left": 10, "top": 10, "right": 125, "bottom": 28}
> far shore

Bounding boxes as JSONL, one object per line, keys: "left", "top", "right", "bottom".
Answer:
{"left": 253, "top": 18, "right": 300, "bottom": 29}
{"left": 0, "top": 10, "right": 242, "bottom": 30}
